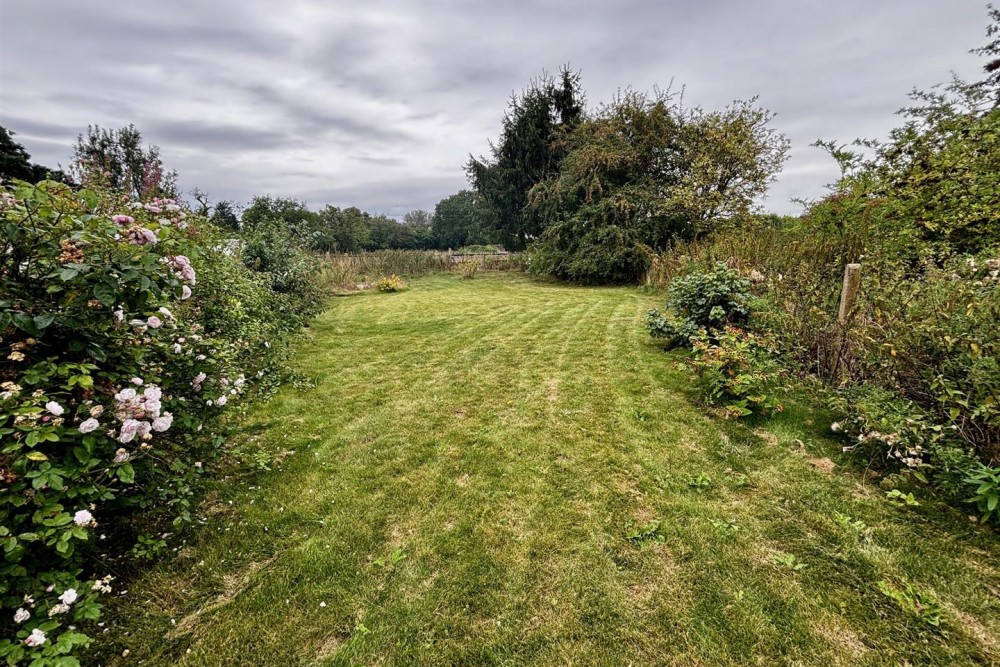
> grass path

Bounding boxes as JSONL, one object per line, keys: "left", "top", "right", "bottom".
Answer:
{"left": 106, "top": 273, "right": 998, "bottom": 666}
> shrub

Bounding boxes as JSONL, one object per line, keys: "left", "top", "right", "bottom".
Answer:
{"left": 686, "top": 327, "right": 783, "bottom": 418}
{"left": 375, "top": 275, "right": 406, "bottom": 292}
{"left": 647, "top": 262, "right": 754, "bottom": 347}
{"left": 830, "top": 386, "right": 939, "bottom": 472}
{"left": 929, "top": 443, "right": 983, "bottom": 503}
{"left": 456, "top": 260, "right": 479, "bottom": 279}
{"left": 238, "top": 219, "right": 326, "bottom": 326}
{"left": 528, "top": 223, "right": 654, "bottom": 285}
{"left": 0, "top": 180, "right": 320, "bottom": 663}
{"left": 866, "top": 256, "right": 1000, "bottom": 462}
{"left": 827, "top": 384, "right": 998, "bottom": 517}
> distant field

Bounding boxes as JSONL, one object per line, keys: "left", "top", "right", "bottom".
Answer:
{"left": 102, "top": 273, "right": 998, "bottom": 666}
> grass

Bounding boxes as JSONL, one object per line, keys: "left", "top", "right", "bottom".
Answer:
{"left": 321, "top": 250, "right": 453, "bottom": 289}
{"left": 99, "top": 273, "right": 998, "bottom": 666}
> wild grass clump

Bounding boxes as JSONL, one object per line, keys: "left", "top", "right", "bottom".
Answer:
{"left": 456, "top": 259, "right": 479, "bottom": 279}
{"left": 323, "top": 250, "right": 451, "bottom": 289}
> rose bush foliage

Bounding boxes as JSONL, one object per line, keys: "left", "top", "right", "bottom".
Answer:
{"left": 0, "top": 180, "right": 321, "bottom": 664}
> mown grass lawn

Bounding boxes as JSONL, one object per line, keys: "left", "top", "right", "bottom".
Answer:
{"left": 102, "top": 273, "right": 998, "bottom": 666}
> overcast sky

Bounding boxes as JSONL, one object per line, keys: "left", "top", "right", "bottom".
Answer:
{"left": 0, "top": 1, "right": 991, "bottom": 217}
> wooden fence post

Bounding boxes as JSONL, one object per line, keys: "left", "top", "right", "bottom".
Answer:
{"left": 831, "top": 263, "right": 861, "bottom": 378}
{"left": 838, "top": 263, "right": 861, "bottom": 325}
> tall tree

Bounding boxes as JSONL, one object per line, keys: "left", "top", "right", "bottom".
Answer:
{"left": 432, "top": 190, "right": 484, "bottom": 249}
{"left": 210, "top": 200, "right": 240, "bottom": 231}
{"left": 467, "top": 67, "right": 584, "bottom": 250}
{"left": 366, "top": 214, "right": 406, "bottom": 250}
{"left": 402, "top": 209, "right": 433, "bottom": 249}
{"left": 317, "top": 206, "right": 370, "bottom": 252}
{"left": 71, "top": 124, "right": 177, "bottom": 199}
{"left": 973, "top": 4, "right": 1000, "bottom": 107}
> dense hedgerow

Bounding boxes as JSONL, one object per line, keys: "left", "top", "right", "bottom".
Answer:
{"left": 0, "top": 179, "right": 321, "bottom": 664}
{"left": 645, "top": 11, "right": 1000, "bottom": 519}
{"left": 649, "top": 217, "right": 1000, "bottom": 514}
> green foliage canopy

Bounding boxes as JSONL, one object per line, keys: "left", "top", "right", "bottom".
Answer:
{"left": 527, "top": 91, "right": 789, "bottom": 283}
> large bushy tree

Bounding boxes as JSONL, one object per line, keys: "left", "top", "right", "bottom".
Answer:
{"left": 467, "top": 67, "right": 584, "bottom": 250}
{"left": 317, "top": 205, "right": 370, "bottom": 252}
{"left": 401, "top": 209, "right": 433, "bottom": 249}
{"left": 242, "top": 196, "right": 327, "bottom": 247}
{"left": 527, "top": 90, "right": 789, "bottom": 283}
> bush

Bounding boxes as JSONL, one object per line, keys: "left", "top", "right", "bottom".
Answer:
{"left": 827, "top": 384, "right": 1000, "bottom": 522}
{"left": 456, "top": 260, "right": 479, "bottom": 279}
{"left": 529, "top": 223, "right": 654, "bottom": 285}
{"left": 238, "top": 219, "right": 326, "bottom": 326}
{"left": 687, "top": 327, "right": 783, "bottom": 418}
{"left": 865, "top": 257, "right": 1000, "bottom": 462}
{"left": 0, "top": 180, "right": 320, "bottom": 663}
{"left": 830, "top": 386, "right": 940, "bottom": 471}
{"left": 646, "top": 262, "right": 754, "bottom": 347}
{"left": 375, "top": 275, "right": 406, "bottom": 292}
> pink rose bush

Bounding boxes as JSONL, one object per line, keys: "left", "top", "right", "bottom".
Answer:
{"left": 0, "top": 179, "right": 322, "bottom": 663}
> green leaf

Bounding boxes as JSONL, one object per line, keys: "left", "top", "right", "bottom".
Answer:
{"left": 11, "top": 311, "right": 37, "bottom": 334}
{"left": 59, "top": 266, "right": 81, "bottom": 281}
{"left": 33, "top": 313, "right": 56, "bottom": 330}
{"left": 88, "top": 344, "right": 107, "bottom": 363}
{"left": 93, "top": 281, "right": 117, "bottom": 307}
{"left": 25, "top": 451, "right": 48, "bottom": 462}
{"left": 117, "top": 463, "right": 135, "bottom": 484}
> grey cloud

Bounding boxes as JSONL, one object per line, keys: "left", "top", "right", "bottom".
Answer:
{"left": 2, "top": 117, "right": 81, "bottom": 141}
{"left": 1, "top": 0, "right": 991, "bottom": 215}
{"left": 238, "top": 83, "right": 417, "bottom": 145}
{"left": 144, "top": 120, "right": 292, "bottom": 151}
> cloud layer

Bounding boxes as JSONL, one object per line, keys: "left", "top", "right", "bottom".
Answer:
{"left": 0, "top": 0, "right": 989, "bottom": 216}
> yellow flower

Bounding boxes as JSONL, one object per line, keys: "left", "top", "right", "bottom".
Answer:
{"left": 7, "top": 351, "right": 25, "bottom": 362}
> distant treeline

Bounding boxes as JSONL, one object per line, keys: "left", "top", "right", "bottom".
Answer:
{"left": 211, "top": 189, "right": 491, "bottom": 253}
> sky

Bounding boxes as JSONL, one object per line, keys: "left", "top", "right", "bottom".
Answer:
{"left": 0, "top": 1, "right": 991, "bottom": 218}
